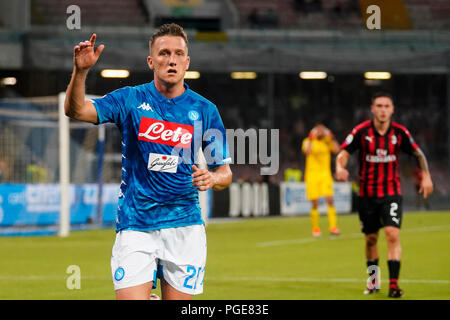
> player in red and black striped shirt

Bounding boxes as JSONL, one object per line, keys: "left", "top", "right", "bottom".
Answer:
{"left": 335, "top": 92, "right": 433, "bottom": 298}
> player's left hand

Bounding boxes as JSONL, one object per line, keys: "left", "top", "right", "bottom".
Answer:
{"left": 324, "top": 128, "right": 334, "bottom": 139}
{"left": 419, "top": 173, "right": 434, "bottom": 199}
{"left": 192, "top": 165, "right": 215, "bottom": 191}
{"left": 308, "top": 128, "right": 318, "bottom": 139}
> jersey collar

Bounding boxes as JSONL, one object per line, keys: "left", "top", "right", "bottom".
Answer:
{"left": 148, "top": 80, "right": 190, "bottom": 104}
{"left": 371, "top": 119, "right": 392, "bottom": 136}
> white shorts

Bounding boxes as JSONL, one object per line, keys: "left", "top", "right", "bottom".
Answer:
{"left": 110, "top": 224, "right": 207, "bottom": 295}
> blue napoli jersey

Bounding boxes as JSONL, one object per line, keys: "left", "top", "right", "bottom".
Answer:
{"left": 91, "top": 81, "right": 231, "bottom": 232}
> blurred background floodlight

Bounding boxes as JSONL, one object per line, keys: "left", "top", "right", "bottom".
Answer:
{"left": 1, "top": 77, "right": 17, "bottom": 86}
{"left": 230, "top": 72, "right": 257, "bottom": 79}
{"left": 364, "top": 72, "right": 392, "bottom": 80}
{"left": 184, "top": 71, "right": 201, "bottom": 79}
{"left": 299, "top": 72, "right": 328, "bottom": 80}
{"left": 100, "top": 69, "right": 130, "bottom": 78}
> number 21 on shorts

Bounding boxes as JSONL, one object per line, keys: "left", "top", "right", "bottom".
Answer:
{"left": 183, "top": 266, "right": 205, "bottom": 290}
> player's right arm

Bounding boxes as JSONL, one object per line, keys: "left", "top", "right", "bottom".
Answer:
{"left": 335, "top": 122, "right": 366, "bottom": 181}
{"left": 65, "top": 33, "right": 105, "bottom": 123}
{"left": 335, "top": 149, "right": 350, "bottom": 181}
{"left": 301, "top": 138, "right": 312, "bottom": 155}
{"left": 302, "top": 128, "right": 317, "bottom": 155}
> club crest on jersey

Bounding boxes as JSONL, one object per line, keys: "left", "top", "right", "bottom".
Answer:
{"left": 391, "top": 135, "right": 397, "bottom": 145}
{"left": 188, "top": 110, "right": 200, "bottom": 121}
{"left": 138, "top": 117, "right": 194, "bottom": 148}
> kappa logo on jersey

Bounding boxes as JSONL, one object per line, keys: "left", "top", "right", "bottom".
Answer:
{"left": 138, "top": 117, "right": 194, "bottom": 148}
{"left": 137, "top": 102, "right": 153, "bottom": 112}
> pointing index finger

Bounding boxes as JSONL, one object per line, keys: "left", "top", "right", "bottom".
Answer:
{"left": 90, "top": 33, "right": 96, "bottom": 47}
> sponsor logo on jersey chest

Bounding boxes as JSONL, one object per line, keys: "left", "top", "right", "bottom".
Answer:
{"left": 366, "top": 148, "right": 396, "bottom": 163}
{"left": 147, "top": 153, "right": 178, "bottom": 173}
{"left": 138, "top": 117, "right": 193, "bottom": 148}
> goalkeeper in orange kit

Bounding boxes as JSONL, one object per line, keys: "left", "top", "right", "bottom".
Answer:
{"left": 301, "top": 124, "right": 340, "bottom": 236}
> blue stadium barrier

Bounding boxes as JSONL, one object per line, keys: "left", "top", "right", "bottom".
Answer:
{"left": 0, "top": 183, "right": 119, "bottom": 227}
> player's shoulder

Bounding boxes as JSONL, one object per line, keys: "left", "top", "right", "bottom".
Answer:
{"left": 103, "top": 85, "right": 134, "bottom": 98}
{"left": 130, "top": 82, "right": 153, "bottom": 97}
{"left": 123, "top": 82, "right": 160, "bottom": 104}
{"left": 350, "top": 120, "right": 371, "bottom": 135}
{"left": 354, "top": 120, "right": 372, "bottom": 131}
{"left": 102, "top": 84, "right": 147, "bottom": 104}
{"left": 301, "top": 137, "right": 310, "bottom": 146}
{"left": 132, "top": 82, "right": 150, "bottom": 91}
{"left": 187, "top": 88, "right": 217, "bottom": 110}
{"left": 391, "top": 121, "right": 411, "bottom": 135}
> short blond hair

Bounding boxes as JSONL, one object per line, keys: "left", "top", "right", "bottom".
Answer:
{"left": 149, "top": 23, "right": 188, "bottom": 51}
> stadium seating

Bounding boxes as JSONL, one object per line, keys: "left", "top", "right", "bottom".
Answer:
{"left": 233, "top": 0, "right": 449, "bottom": 30}
{"left": 404, "top": 0, "right": 450, "bottom": 29}
{"left": 31, "top": 0, "right": 148, "bottom": 26}
{"left": 232, "top": 0, "right": 361, "bottom": 29}
{"left": 29, "top": 0, "right": 450, "bottom": 30}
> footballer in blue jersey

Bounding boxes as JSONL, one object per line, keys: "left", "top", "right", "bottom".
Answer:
{"left": 64, "top": 23, "right": 232, "bottom": 300}
{"left": 91, "top": 80, "right": 231, "bottom": 232}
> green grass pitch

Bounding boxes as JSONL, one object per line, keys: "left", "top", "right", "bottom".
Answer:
{"left": 0, "top": 211, "right": 449, "bottom": 300}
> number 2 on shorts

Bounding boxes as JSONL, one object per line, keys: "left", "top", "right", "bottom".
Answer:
{"left": 183, "top": 266, "right": 203, "bottom": 290}
{"left": 390, "top": 202, "right": 398, "bottom": 216}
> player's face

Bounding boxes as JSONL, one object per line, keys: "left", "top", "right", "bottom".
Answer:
{"left": 315, "top": 125, "right": 326, "bottom": 138}
{"left": 147, "top": 36, "right": 190, "bottom": 86}
{"left": 371, "top": 97, "right": 394, "bottom": 124}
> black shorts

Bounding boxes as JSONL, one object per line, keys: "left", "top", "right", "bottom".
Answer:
{"left": 357, "top": 196, "right": 403, "bottom": 235}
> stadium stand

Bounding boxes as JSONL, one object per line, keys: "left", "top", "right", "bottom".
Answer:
{"left": 25, "top": 0, "right": 450, "bottom": 30}
{"left": 404, "top": 0, "right": 450, "bottom": 29}
{"left": 31, "top": 0, "right": 148, "bottom": 25}
{"left": 233, "top": 0, "right": 450, "bottom": 30}
{"left": 233, "top": 0, "right": 361, "bottom": 29}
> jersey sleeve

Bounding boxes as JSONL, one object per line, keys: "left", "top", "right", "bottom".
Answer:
{"left": 399, "top": 126, "right": 420, "bottom": 155}
{"left": 301, "top": 138, "right": 310, "bottom": 153}
{"left": 90, "top": 86, "right": 131, "bottom": 126}
{"left": 202, "top": 105, "right": 232, "bottom": 169}
{"left": 340, "top": 126, "right": 361, "bottom": 154}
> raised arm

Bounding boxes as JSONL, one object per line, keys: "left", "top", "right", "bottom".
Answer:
{"left": 302, "top": 128, "right": 317, "bottom": 155}
{"left": 413, "top": 148, "right": 433, "bottom": 199}
{"left": 65, "top": 33, "right": 105, "bottom": 123}
{"left": 324, "top": 127, "right": 340, "bottom": 155}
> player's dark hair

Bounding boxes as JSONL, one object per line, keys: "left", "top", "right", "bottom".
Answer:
{"left": 149, "top": 23, "right": 188, "bottom": 51}
{"left": 371, "top": 91, "right": 394, "bottom": 104}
